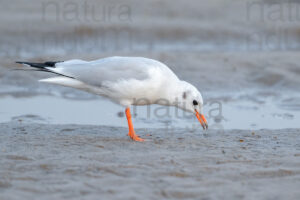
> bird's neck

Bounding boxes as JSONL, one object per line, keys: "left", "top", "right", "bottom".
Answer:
{"left": 158, "top": 80, "right": 185, "bottom": 106}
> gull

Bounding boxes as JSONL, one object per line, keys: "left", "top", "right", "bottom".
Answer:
{"left": 16, "top": 56, "right": 208, "bottom": 141}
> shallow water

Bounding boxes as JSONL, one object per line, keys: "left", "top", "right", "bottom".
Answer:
{"left": 0, "top": 95, "right": 299, "bottom": 130}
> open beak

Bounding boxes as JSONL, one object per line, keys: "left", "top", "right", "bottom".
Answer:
{"left": 195, "top": 110, "right": 208, "bottom": 130}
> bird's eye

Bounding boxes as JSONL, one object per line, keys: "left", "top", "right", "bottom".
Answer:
{"left": 193, "top": 100, "right": 198, "bottom": 106}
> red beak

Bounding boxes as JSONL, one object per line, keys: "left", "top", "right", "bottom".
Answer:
{"left": 195, "top": 110, "right": 208, "bottom": 130}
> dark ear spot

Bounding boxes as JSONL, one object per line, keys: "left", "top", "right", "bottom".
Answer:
{"left": 182, "top": 92, "right": 187, "bottom": 99}
{"left": 193, "top": 100, "right": 198, "bottom": 106}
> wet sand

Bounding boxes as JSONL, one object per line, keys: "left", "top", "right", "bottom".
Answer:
{"left": 0, "top": 122, "right": 300, "bottom": 200}
{"left": 1, "top": 0, "right": 300, "bottom": 199}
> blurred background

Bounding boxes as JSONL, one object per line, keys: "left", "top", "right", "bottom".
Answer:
{"left": 0, "top": 0, "right": 300, "bottom": 129}
{"left": 1, "top": 1, "right": 300, "bottom": 200}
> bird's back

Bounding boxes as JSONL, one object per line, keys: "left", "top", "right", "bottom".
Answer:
{"left": 53, "top": 56, "right": 177, "bottom": 86}
{"left": 48, "top": 57, "right": 179, "bottom": 105}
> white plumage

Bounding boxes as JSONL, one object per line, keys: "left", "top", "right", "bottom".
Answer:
{"left": 18, "top": 56, "right": 208, "bottom": 141}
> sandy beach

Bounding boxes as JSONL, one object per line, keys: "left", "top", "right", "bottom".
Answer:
{"left": 0, "top": 0, "right": 300, "bottom": 199}
{"left": 1, "top": 122, "right": 300, "bottom": 200}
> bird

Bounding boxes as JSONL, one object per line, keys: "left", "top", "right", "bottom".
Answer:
{"left": 16, "top": 56, "right": 208, "bottom": 141}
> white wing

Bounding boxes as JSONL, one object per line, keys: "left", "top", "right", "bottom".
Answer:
{"left": 47, "top": 57, "right": 171, "bottom": 88}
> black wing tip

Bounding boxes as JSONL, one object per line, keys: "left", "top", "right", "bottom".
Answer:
{"left": 15, "top": 61, "right": 63, "bottom": 67}
{"left": 15, "top": 60, "right": 73, "bottom": 79}
{"left": 16, "top": 61, "right": 34, "bottom": 67}
{"left": 44, "top": 61, "right": 62, "bottom": 67}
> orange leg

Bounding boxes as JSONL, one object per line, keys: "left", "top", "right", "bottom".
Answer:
{"left": 125, "top": 107, "right": 144, "bottom": 142}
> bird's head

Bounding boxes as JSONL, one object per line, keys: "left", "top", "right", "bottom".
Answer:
{"left": 176, "top": 81, "right": 208, "bottom": 130}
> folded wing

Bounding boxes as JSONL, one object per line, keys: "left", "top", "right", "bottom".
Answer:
{"left": 48, "top": 57, "right": 152, "bottom": 88}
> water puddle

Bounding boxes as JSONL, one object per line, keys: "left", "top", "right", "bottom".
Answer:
{"left": 0, "top": 95, "right": 299, "bottom": 130}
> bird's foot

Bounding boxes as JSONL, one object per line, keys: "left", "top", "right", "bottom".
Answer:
{"left": 128, "top": 132, "right": 145, "bottom": 142}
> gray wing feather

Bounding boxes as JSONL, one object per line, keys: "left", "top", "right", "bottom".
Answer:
{"left": 51, "top": 57, "right": 151, "bottom": 87}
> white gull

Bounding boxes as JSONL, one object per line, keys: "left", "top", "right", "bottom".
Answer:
{"left": 17, "top": 56, "right": 208, "bottom": 141}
